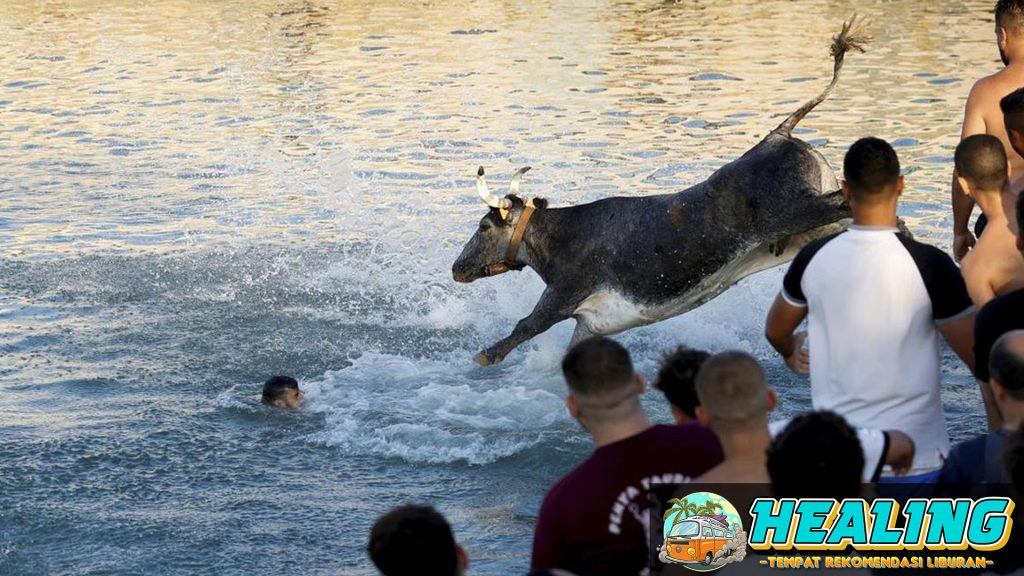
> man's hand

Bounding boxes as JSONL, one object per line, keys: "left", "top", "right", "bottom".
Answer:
{"left": 953, "top": 231, "right": 976, "bottom": 262}
{"left": 784, "top": 331, "right": 810, "bottom": 375}
{"left": 885, "top": 430, "right": 915, "bottom": 476}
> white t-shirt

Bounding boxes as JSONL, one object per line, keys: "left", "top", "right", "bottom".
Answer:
{"left": 780, "top": 226, "right": 973, "bottom": 474}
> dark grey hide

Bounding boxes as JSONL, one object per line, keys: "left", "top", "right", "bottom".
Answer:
{"left": 453, "top": 20, "right": 867, "bottom": 365}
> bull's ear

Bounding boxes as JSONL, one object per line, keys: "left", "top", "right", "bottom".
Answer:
{"left": 532, "top": 198, "right": 549, "bottom": 210}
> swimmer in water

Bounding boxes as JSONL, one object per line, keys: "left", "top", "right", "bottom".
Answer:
{"left": 261, "top": 375, "right": 304, "bottom": 409}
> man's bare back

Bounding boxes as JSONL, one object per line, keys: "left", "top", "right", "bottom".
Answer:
{"left": 961, "top": 200, "right": 1024, "bottom": 307}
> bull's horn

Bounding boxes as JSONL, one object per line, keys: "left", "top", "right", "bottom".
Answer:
{"left": 509, "top": 166, "right": 531, "bottom": 195}
{"left": 476, "top": 166, "right": 512, "bottom": 209}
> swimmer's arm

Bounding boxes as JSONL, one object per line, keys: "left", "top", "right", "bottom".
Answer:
{"left": 937, "top": 312, "right": 977, "bottom": 372}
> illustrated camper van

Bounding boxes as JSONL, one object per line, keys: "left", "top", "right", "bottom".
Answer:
{"left": 662, "top": 515, "right": 735, "bottom": 565}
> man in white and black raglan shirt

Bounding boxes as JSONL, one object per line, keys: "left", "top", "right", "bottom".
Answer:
{"left": 765, "top": 137, "right": 976, "bottom": 483}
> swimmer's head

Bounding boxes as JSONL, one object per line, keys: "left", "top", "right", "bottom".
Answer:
{"left": 842, "top": 137, "right": 903, "bottom": 206}
{"left": 368, "top": 504, "right": 467, "bottom": 576}
{"left": 654, "top": 346, "right": 709, "bottom": 425}
{"left": 955, "top": 134, "right": 1009, "bottom": 197}
{"left": 261, "top": 375, "right": 304, "bottom": 409}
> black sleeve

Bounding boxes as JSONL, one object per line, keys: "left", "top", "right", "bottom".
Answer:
{"left": 782, "top": 233, "right": 839, "bottom": 306}
{"left": 895, "top": 236, "right": 973, "bottom": 323}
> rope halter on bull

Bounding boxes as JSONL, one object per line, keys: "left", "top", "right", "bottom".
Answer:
{"left": 476, "top": 166, "right": 537, "bottom": 277}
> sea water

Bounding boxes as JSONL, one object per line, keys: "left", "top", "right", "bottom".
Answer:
{"left": 0, "top": 1, "right": 994, "bottom": 573}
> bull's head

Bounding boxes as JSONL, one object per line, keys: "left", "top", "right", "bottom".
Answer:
{"left": 452, "top": 166, "right": 540, "bottom": 283}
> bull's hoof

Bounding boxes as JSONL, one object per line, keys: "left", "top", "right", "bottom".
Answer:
{"left": 473, "top": 351, "right": 502, "bottom": 366}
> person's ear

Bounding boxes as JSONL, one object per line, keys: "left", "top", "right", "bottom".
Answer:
{"left": 956, "top": 175, "right": 974, "bottom": 200}
{"left": 566, "top": 394, "right": 580, "bottom": 420}
{"left": 766, "top": 389, "right": 778, "bottom": 412}
{"left": 841, "top": 181, "right": 852, "bottom": 203}
{"left": 635, "top": 373, "right": 646, "bottom": 395}
{"left": 456, "top": 545, "right": 469, "bottom": 572}
{"left": 695, "top": 405, "right": 712, "bottom": 427}
{"left": 895, "top": 175, "right": 905, "bottom": 198}
{"left": 991, "top": 379, "right": 1009, "bottom": 404}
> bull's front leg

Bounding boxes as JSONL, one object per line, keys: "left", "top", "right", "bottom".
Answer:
{"left": 474, "top": 289, "right": 572, "bottom": 366}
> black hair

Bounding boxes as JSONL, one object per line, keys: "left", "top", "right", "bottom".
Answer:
{"left": 767, "top": 411, "right": 864, "bottom": 500}
{"left": 843, "top": 137, "right": 901, "bottom": 197}
{"left": 561, "top": 336, "right": 634, "bottom": 396}
{"left": 1003, "top": 88, "right": 1024, "bottom": 151}
{"left": 997, "top": 0, "right": 1024, "bottom": 34}
{"left": 990, "top": 331, "right": 1024, "bottom": 400}
{"left": 654, "top": 347, "right": 710, "bottom": 418}
{"left": 955, "top": 134, "right": 1009, "bottom": 192}
{"left": 261, "top": 375, "right": 299, "bottom": 404}
{"left": 368, "top": 505, "right": 458, "bottom": 576}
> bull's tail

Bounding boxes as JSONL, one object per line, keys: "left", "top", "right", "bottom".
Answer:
{"left": 772, "top": 16, "right": 871, "bottom": 137}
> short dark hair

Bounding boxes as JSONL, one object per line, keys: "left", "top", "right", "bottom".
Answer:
{"left": 990, "top": 331, "right": 1024, "bottom": 401}
{"left": 955, "top": 134, "right": 1008, "bottom": 192}
{"left": 767, "top": 411, "right": 864, "bottom": 500}
{"left": 997, "top": 0, "right": 1024, "bottom": 34}
{"left": 654, "top": 347, "right": 710, "bottom": 418}
{"left": 843, "top": 137, "right": 901, "bottom": 198}
{"left": 696, "top": 351, "right": 769, "bottom": 426}
{"left": 1001, "top": 87, "right": 1024, "bottom": 140}
{"left": 368, "top": 505, "right": 458, "bottom": 576}
{"left": 561, "top": 336, "right": 634, "bottom": 396}
{"left": 261, "top": 375, "right": 299, "bottom": 404}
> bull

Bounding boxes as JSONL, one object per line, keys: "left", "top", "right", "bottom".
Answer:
{"left": 452, "top": 19, "right": 869, "bottom": 366}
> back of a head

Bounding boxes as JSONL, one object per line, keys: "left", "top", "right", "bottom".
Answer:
{"left": 767, "top": 411, "right": 864, "bottom": 500}
{"left": 654, "top": 347, "right": 710, "bottom": 419}
{"left": 1001, "top": 87, "right": 1024, "bottom": 142}
{"left": 262, "top": 375, "right": 299, "bottom": 404}
{"left": 955, "top": 134, "right": 1009, "bottom": 193}
{"left": 561, "top": 336, "right": 635, "bottom": 397}
{"left": 368, "top": 505, "right": 458, "bottom": 576}
{"left": 843, "top": 137, "right": 900, "bottom": 201}
{"left": 997, "top": 0, "right": 1024, "bottom": 36}
{"left": 989, "top": 330, "right": 1024, "bottom": 401}
{"left": 695, "top": 351, "right": 768, "bottom": 430}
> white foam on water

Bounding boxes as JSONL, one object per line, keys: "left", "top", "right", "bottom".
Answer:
{"left": 302, "top": 351, "right": 570, "bottom": 465}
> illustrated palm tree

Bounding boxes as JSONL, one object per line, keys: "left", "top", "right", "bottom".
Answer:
{"left": 663, "top": 497, "right": 700, "bottom": 528}
{"left": 695, "top": 501, "right": 723, "bottom": 517}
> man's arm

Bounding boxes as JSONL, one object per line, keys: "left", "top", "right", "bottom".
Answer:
{"left": 938, "top": 312, "right": 977, "bottom": 373}
{"left": 953, "top": 83, "right": 988, "bottom": 260}
{"left": 530, "top": 496, "right": 562, "bottom": 570}
{"left": 765, "top": 294, "right": 810, "bottom": 374}
{"left": 883, "top": 430, "right": 915, "bottom": 476}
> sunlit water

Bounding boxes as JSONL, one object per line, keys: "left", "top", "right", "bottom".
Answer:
{"left": 0, "top": 1, "right": 998, "bottom": 574}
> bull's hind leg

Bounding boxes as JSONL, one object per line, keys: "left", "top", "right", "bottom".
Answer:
{"left": 474, "top": 288, "right": 573, "bottom": 366}
{"left": 569, "top": 320, "right": 596, "bottom": 347}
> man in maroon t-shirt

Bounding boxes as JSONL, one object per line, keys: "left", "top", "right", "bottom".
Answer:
{"left": 531, "top": 337, "right": 724, "bottom": 576}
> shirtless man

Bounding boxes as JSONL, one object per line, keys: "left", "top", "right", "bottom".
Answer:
{"left": 952, "top": 0, "right": 1024, "bottom": 261}
{"left": 956, "top": 134, "right": 1024, "bottom": 307}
